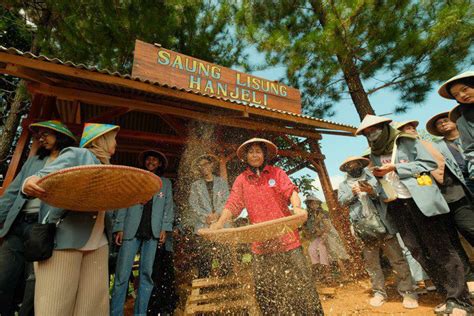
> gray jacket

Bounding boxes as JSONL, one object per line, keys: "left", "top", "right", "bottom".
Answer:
{"left": 370, "top": 137, "right": 450, "bottom": 217}
{"left": 457, "top": 115, "right": 474, "bottom": 179}
{"left": 434, "top": 139, "right": 472, "bottom": 200}
{"left": 113, "top": 177, "right": 174, "bottom": 240}
{"left": 188, "top": 176, "right": 229, "bottom": 232}
{"left": 36, "top": 147, "right": 110, "bottom": 250}
{"left": 0, "top": 156, "right": 48, "bottom": 237}
{"left": 338, "top": 169, "right": 397, "bottom": 235}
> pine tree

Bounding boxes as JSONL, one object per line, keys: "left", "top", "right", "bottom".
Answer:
{"left": 0, "top": 0, "right": 244, "bottom": 163}
{"left": 233, "top": 0, "right": 474, "bottom": 119}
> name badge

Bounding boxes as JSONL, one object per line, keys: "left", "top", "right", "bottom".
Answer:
{"left": 268, "top": 179, "right": 276, "bottom": 187}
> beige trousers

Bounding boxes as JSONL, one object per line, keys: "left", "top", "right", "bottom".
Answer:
{"left": 34, "top": 245, "right": 109, "bottom": 316}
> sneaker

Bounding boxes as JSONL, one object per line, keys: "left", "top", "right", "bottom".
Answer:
{"left": 467, "top": 281, "right": 474, "bottom": 298}
{"left": 369, "top": 293, "right": 385, "bottom": 307}
{"left": 434, "top": 299, "right": 473, "bottom": 315}
{"left": 402, "top": 295, "right": 419, "bottom": 309}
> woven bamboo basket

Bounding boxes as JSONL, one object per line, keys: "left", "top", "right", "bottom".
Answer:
{"left": 37, "top": 165, "right": 162, "bottom": 211}
{"left": 197, "top": 213, "right": 307, "bottom": 244}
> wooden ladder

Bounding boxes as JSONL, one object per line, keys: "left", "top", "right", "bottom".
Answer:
{"left": 184, "top": 274, "right": 260, "bottom": 315}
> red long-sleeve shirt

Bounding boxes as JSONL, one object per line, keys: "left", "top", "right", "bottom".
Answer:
{"left": 225, "top": 165, "right": 301, "bottom": 254}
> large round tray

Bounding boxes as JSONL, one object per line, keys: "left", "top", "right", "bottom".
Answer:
{"left": 37, "top": 165, "right": 162, "bottom": 211}
{"left": 197, "top": 213, "right": 307, "bottom": 244}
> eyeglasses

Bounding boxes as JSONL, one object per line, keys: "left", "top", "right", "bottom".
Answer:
{"left": 435, "top": 118, "right": 451, "bottom": 126}
{"left": 34, "top": 132, "right": 51, "bottom": 140}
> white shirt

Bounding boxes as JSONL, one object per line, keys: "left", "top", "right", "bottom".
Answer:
{"left": 380, "top": 154, "right": 411, "bottom": 199}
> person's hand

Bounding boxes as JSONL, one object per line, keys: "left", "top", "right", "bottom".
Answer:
{"left": 372, "top": 164, "right": 396, "bottom": 177}
{"left": 352, "top": 184, "right": 362, "bottom": 195}
{"left": 115, "top": 231, "right": 123, "bottom": 246}
{"left": 293, "top": 206, "right": 307, "bottom": 215}
{"left": 206, "top": 212, "right": 220, "bottom": 225}
{"left": 359, "top": 182, "right": 375, "bottom": 195}
{"left": 23, "top": 176, "right": 46, "bottom": 198}
{"left": 209, "top": 221, "right": 224, "bottom": 230}
{"left": 159, "top": 231, "right": 166, "bottom": 244}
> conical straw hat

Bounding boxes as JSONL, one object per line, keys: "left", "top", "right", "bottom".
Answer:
{"left": 29, "top": 120, "right": 77, "bottom": 142}
{"left": 355, "top": 115, "right": 392, "bottom": 135}
{"left": 425, "top": 112, "right": 449, "bottom": 136}
{"left": 236, "top": 138, "right": 278, "bottom": 161}
{"left": 438, "top": 71, "right": 474, "bottom": 99}
{"left": 395, "top": 120, "right": 419, "bottom": 131}
{"left": 339, "top": 156, "right": 370, "bottom": 172}
{"left": 448, "top": 105, "right": 463, "bottom": 123}
{"left": 80, "top": 123, "right": 120, "bottom": 148}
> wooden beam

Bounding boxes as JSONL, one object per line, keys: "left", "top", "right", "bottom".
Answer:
{"left": 5, "top": 64, "right": 56, "bottom": 86}
{"left": 158, "top": 114, "right": 187, "bottom": 136}
{"left": 27, "top": 83, "right": 323, "bottom": 139}
{"left": 87, "top": 107, "right": 130, "bottom": 123}
{"left": 0, "top": 52, "right": 356, "bottom": 133}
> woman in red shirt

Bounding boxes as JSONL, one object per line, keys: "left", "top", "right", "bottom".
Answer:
{"left": 210, "top": 138, "right": 324, "bottom": 315}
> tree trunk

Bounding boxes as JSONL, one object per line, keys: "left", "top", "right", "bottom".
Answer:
{"left": 0, "top": 6, "right": 52, "bottom": 164}
{"left": 0, "top": 80, "right": 26, "bottom": 163}
{"left": 311, "top": 0, "right": 375, "bottom": 120}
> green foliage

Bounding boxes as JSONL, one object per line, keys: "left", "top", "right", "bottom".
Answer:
{"left": 232, "top": 0, "right": 474, "bottom": 117}
{"left": 1, "top": 1, "right": 245, "bottom": 72}
{"left": 291, "top": 174, "right": 318, "bottom": 196}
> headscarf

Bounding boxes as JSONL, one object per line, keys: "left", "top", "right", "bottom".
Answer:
{"left": 86, "top": 130, "right": 117, "bottom": 164}
{"left": 368, "top": 124, "right": 400, "bottom": 156}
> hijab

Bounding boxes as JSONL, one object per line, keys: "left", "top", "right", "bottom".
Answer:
{"left": 86, "top": 131, "right": 117, "bottom": 164}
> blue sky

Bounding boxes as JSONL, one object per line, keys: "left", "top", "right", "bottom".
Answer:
{"left": 249, "top": 63, "right": 466, "bottom": 200}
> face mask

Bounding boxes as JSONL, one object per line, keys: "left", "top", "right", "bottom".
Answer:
{"left": 347, "top": 168, "right": 363, "bottom": 178}
{"left": 366, "top": 128, "right": 383, "bottom": 142}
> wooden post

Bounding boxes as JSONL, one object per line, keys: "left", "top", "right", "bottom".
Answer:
{"left": 308, "top": 139, "right": 366, "bottom": 277}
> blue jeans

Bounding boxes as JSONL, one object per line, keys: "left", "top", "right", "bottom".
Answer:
{"left": 110, "top": 238, "right": 158, "bottom": 316}
{"left": 0, "top": 214, "right": 37, "bottom": 316}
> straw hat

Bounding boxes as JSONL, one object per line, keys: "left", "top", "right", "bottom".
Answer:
{"left": 80, "top": 123, "right": 120, "bottom": 148}
{"left": 355, "top": 115, "right": 392, "bottom": 135}
{"left": 192, "top": 154, "right": 218, "bottom": 168}
{"left": 305, "top": 193, "right": 322, "bottom": 203}
{"left": 361, "top": 147, "right": 371, "bottom": 158}
{"left": 29, "top": 120, "right": 76, "bottom": 141}
{"left": 438, "top": 71, "right": 474, "bottom": 99}
{"left": 339, "top": 156, "right": 370, "bottom": 172}
{"left": 395, "top": 120, "right": 419, "bottom": 131}
{"left": 449, "top": 104, "right": 463, "bottom": 123}
{"left": 236, "top": 138, "right": 278, "bottom": 161}
{"left": 426, "top": 112, "right": 450, "bottom": 136}
{"left": 138, "top": 149, "right": 168, "bottom": 169}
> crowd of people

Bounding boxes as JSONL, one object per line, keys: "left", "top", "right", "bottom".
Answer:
{"left": 0, "top": 70, "right": 471, "bottom": 315}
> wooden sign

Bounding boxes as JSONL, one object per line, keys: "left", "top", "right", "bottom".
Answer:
{"left": 131, "top": 40, "right": 301, "bottom": 114}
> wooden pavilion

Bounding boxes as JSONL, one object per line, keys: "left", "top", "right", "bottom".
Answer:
{"left": 0, "top": 42, "right": 355, "bottom": 214}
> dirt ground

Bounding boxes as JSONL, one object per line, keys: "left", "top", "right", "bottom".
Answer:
{"left": 319, "top": 279, "right": 441, "bottom": 315}
{"left": 125, "top": 277, "right": 443, "bottom": 315}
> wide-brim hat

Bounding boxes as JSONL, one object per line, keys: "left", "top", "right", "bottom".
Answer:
{"left": 305, "top": 193, "right": 322, "bottom": 203}
{"left": 80, "top": 123, "right": 120, "bottom": 148}
{"left": 138, "top": 149, "right": 168, "bottom": 169}
{"left": 395, "top": 120, "right": 419, "bottom": 131}
{"left": 426, "top": 112, "right": 450, "bottom": 136}
{"left": 192, "top": 154, "right": 218, "bottom": 168}
{"left": 449, "top": 104, "right": 462, "bottom": 123}
{"left": 29, "top": 120, "right": 76, "bottom": 142}
{"left": 355, "top": 115, "right": 392, "bottom": 135}
{"left": 361, "top": 147, "right": 371, "bottom": 158}
{"left": 236, "top": 138, "right": 278, "bottom": 161}
{"left": 339, "top": 156, "right": 370, "bottom": 172}
{"left": 438, "top": 71, "right": 474, "bottom": 99}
